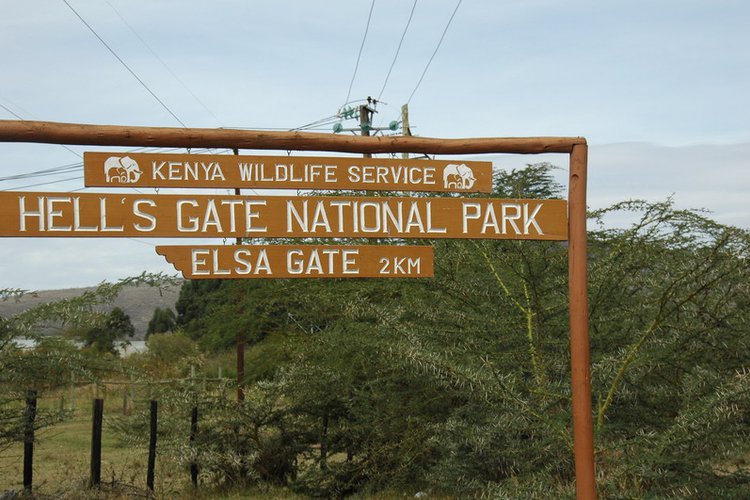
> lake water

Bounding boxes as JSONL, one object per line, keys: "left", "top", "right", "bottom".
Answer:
{"left": 12, "top": 337, "right": 148, "bottom": 356}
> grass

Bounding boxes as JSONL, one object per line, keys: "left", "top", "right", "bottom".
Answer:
{"left": 0, "top": 387, "right": 303, "bottom": 499}
{"left": 0, "top": 386, "right": 192, "bottom": 498}
{"left": 0, "top": 414, "right": 151, "bottom": 495}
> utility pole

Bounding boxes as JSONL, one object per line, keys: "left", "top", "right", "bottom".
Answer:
{"left": 359, "top": 99, "right": 373, "bottom": 159}
{"left": 401, "top": 104, "right": 411, "bottom": 159}
{"left": 233, "top": 148, "right": 245, "bottom": 403}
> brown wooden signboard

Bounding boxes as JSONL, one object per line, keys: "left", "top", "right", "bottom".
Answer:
{"left": 83, "top": 152, "right": 493, "bottom": 193}
{"left": 0, "top": 191, "right": 567, "bottom": 240}
{"left": 157, "top": 244, "right": 433, "bottom": 279}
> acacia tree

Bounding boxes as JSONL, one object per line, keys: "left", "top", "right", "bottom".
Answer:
{"left": 71, "top": 306, "right": 135, "bottom": 354}
{"left": 146, "top": 307, "right": 176, "bottom": 338}
{"left": 586, "top": 200, "right": 750, "bottom": 496}
{"left": 146, "top": 165, "right": 750, "bottom": 496}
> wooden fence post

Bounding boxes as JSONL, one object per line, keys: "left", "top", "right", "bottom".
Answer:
{"left": 69, "top": 373, "right": 76, "bottom": 413}
{"left": 90, "top": 398, "right": 104, "bottom": 488}
{"left": 147, "top": 400, "right": 158, "bottom": 491}
{"left": 190, "top": 406, "right": 199, "bottom": 487}
{"left": 130, "top": 373, "right": 136, "bottom": 413}
{"left": 122, "top": 386, "right": 129, "bottom": 415}
{"left": 23, "top": 390, "right": 37, "bottom": 492}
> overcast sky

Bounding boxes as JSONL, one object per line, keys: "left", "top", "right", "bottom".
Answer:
{"left": 1, "top": 1, "right": 749, "bottom": 290}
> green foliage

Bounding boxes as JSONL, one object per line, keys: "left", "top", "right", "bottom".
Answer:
{"left": 139, "top": 330, "right": 202, "bottom": 378}
{"left": 110, "top": 377, "right": 301, "bottom": 489}
{"left": 146, "top": 306, "right": 176, "bottom": 338}
{"left": 494, "top": 162, "right": 564, "bottom": 199}
{"left": 176, "top": 279, "right": 301, "bottom": 352}
{"left": 72, "top": 167, "right": 750, "bottom": 496}
{"left": 67, "top": 306, "right": 135, "bottom": 355}
{"left": 175, "top": 279, "right": 225, "bottom": 338}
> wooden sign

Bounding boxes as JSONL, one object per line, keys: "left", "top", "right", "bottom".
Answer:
{"left": 83, "top": 152, "right": 493, "bottom": 193}
{"left": 157, "top": 244, "right": 434, "bottom": 279}
{"left": 0, "top": 191, "right": 567, "bottom": 240}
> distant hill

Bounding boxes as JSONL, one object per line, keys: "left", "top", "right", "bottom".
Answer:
{"left": 0, "top": 282, "right": 182, "bottom": 339}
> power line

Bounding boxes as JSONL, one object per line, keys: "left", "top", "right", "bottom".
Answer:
{"left": 61, "top": 0, "right": 187, "bottom": 128}
{"left": 344, "top": 0, "right": 376, "bottom": 107}
{"left": 1, "top": 175, "right": 83, "bottom": 191}
{"left": 407, "top": 0, "right": 463, "bottom": 104}
{"left": 102, "top": 0, "right": 224, "bottom": 127}
{"left": 0, "top": 99, "right": 84, "bottom": 160}
{"left": 0, "top": 147, "right": 222, "bottom": 185}
{"left": 377, "top": 0, "right": 418, "bottom": 101}
{"left": 0, "top": 101, "right": 24, "bottom": 121}
{"left": 222, "top": 126, "right": 340, "bottom": 131}
{"left": 0, "top": 162, "right": 82, "bottom": 182}
{"left": 290, "top": 114, "right": 341, "bottom": 131}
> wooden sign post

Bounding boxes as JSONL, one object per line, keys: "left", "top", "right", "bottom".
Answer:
{"left": 0, "top": 120, "right": 596, "bottom": 499}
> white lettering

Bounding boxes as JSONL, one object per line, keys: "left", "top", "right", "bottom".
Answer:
{"left": 462, "top": 202, "right": 481, "bottom": 233}
{"left": 133, "top": 199, "right": 157, "bottom": 232}
{"left": 360, "top": 201, "right": 381, "bottom": 233}
{"left": 287, "top": 200, "right": 308, "bottom": 232}
{"left": 177, "top": 200, "right": 199, "bottom": 232}
{"left": 46, "top": 196, "right": 71, "bottom": 231}
{"left": 342, "top": 249, "right": 359, "bottom": 274}
{"left": 287, "top": 249, "right": 304, "bottom": 275}
{"left": 153, "top": 161, "right": 166, "bottom": 180}
{"left": 73, "top": 197, "right": 98, "bottom": 231}
{"left": 425, "top": 201, "right": 447, "bottom": 233}
{"left": 100, "top": 197, "right": 124, "bottom": 232}
{"left": 481, "top": 203, "right": 499, "bottom": 234}
{"left": 255, "top": 249, "right": 271, "bottom": 274}
{"left": 191, "top": 249, "right": 210, "bottom": 276}
{"left": 234, "top": 249, "right": 253, "bottom": 275}
{"left": 221, "top": 200, "right": 244, "bottom": 232}
{"left": 201, "top": 200, "right": 223, "bottom": 233}
{"left": 524, "top": 203, "right": 543, "bottom": 235}
{"left": 405, "top": 203, "right": 425, "bottom": 233}
{"left": 502, "top": 203, "right": 522, "bottom": 234}
{"left": 311, "top": 201, "right": 332, "bottom": 232}
{"left": 212, "top": 248, "right": 231, "bottom": 275}
{"left": 245, "top": 200, "right": 267, "bottom": 233}
{"left": 18, "top": 196, "right": 45, "bottom": 232}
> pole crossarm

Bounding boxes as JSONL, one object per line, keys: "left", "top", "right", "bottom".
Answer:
{"left": 0, "top": 120, "right": 586, "bottom": 155}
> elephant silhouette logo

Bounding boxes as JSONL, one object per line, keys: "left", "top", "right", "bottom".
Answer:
{"left": 443, "top": 164, "right": 476, "bottom": 190}
{"left": 104, "top": 156, "right": 142, "bottom": 183}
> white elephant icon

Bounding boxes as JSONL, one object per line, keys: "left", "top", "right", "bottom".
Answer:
{"left": 104, "top": 156, "right": 142, "bottom": 183}
{"left": 443, "top": 163, "right": 476, "bottom": 190}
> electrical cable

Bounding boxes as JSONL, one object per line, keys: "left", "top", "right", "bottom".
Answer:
{"left": 407, "top": 0, "right": 463, "bottom": 104}
{"left": 377, "top": 0, "right": 418, "bottom": 101}
{"left": 289, "top": 114, "right": 341, "bottom": 131}
{"left": 0, "top": 164, "right": 82, "bottom": 182}
{"left": 343, "top": 0, "right": 376, "bottom": 107}
{"left": 1, "top": 175, "right": 83, "bottom": 191}
{"left": 1, "top": 101, "right": 84, "bottom": 160}
{"left": 222, "top": 126, "right": 341, "bottom": 131}
{"left": 0, "top": 147, "right": 219, "bottom": 184}
{"left": 102, "top": 0, "right": 224, "bottom": 127}
{"left": 61, "top": 0, "right": 188, "bottom": 128}
{"left": 0, "top": 101, "right": 24, "bottom": 121}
